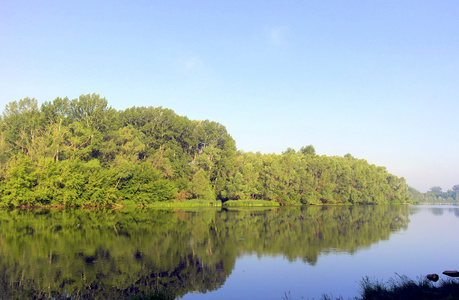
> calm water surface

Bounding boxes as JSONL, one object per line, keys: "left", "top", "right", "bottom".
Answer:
{"left": 0, "top": 205, "right": 458, "bottom": 299}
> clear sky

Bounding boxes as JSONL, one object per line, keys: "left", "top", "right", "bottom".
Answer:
{"left": 1, "top": 1, "right": 458, "bottom": 192}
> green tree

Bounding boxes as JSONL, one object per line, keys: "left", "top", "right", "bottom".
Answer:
{"left": 300, "top": 145, "right": 316, "bottom": 156}
{"left": 190, "top": 169, "right": 215, "bottom": 200}
{"left": 429, "top": 186, "right": 442, "bottom": 194}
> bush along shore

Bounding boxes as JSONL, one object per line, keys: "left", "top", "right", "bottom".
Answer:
{"left": 0, "top": 94, "right": 411, "bottom": 208}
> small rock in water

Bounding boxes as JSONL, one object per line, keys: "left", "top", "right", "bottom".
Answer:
{"left": 426, "top": 274, "right": 439, "bottom": 282}
{"left": 443, "top": 270, "right": 459, "bottom": 277}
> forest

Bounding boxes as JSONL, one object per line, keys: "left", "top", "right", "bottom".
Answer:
{"left": 0, "top": 94, "right": 411, "bottom": 207}
{"left": 409, "top": 185, "right": 459, "bottom": 203}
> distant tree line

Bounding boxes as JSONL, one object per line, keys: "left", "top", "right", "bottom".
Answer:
{"left": 0, "top": 94, "right": 411, "bottom": 207}
{"left": 409, "top": 185, "right": 459, "bottom": 203}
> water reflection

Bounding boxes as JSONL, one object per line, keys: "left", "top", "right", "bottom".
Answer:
{"left": 453, "top": 208, "right": 459, "bottom": 217}
{"left": 430, "top": 207, "right": 445, "bottom": 216}
{"left": 0, "top": 205, "right": 409, "bottom": 299}
{"left": 409, "top": 205, "right": 459, "bottom": 217}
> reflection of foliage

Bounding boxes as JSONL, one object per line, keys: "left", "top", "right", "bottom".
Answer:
{"left": 221, "top": 205, "right": 410, "bottom": 265}
{"left": 0, "top": 208, "right": 231, "bottom": 299}
{"left": 454, "top": 208, "right": 459, "bottom": 217}
{"left": 429, "top": 208, "right": 444, "bottom": 216}
{"left": 0, "top": 206, "right": 409, "bottom": 298}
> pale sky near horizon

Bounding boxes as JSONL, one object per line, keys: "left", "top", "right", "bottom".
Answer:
{"left": 1, "top": 1, "right": 458, "bottom": 192}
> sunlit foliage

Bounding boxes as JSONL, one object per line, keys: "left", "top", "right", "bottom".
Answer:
{"left": 0, "top": 94, "right": 411, "bottom": 207}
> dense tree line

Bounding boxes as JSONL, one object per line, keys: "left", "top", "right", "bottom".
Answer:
{"left": 0, "top": 94, "right": 411, "bottom": 207}
{"left": 409, "top": 185, "right": 459, "bottom": 203}
{"left": 230, "top": 150, "right": 410, "bottom": 204}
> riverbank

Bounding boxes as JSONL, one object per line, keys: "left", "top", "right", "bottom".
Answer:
{"left": 144, "top": 199, "right": 280, "bottom": 208}
{"left": 356, "top": 275, "right": 459, "bottom": 300}
{"left": 313, "top": 275, "right": 459, "bottom": 300}
{"left": 130, "top": 275, "right": 459, "bottom": 300}
{"left": 1, "top": 201, "right": 417, "bottom": 210}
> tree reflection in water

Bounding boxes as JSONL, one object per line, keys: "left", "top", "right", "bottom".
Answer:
{"left": 0, "top": 205, "right": 409, "bottom": 299}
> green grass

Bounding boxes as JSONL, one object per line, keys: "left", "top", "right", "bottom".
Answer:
{"left": 147, "top": 199, "right": 222, "bottom": 207}
{"left": 224, "top": 206, "right": 280, "bottom": 212}
{"left": 359, "top": 275, "right": 459, "bottom": 300}
{"left": 222, "top": 200, "right": 280, "bottom": 207}
{"left": 282, "top": 275, "right": 459, "bottom": 300}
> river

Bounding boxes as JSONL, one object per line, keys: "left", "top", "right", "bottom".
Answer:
{"left": 0, "top": 205, "right": 457, "bottom": 299}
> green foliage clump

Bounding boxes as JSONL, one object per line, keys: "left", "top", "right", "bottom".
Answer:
{"left": 0, "top": 94, "right": 236, "bottom": 207}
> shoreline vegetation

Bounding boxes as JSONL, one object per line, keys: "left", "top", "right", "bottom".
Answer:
{"left": 0, "top": 93, "right": 441, "bottom": 208}
{"left": 331, "top": 275, "right": 459, "bottom": 300}
{"left": 129, "top": 275, "right": 459, "bottom": 300}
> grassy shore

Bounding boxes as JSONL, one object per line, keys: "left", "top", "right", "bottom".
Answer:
{"left": 286, "top": 275, "right": 459, "bottom": 300}
{"left": 222, "top": 200, "right": 280, "bottom": 207}
{"left": 119, "top": 199, "right": 281, "bottom": 208}
{"left": 146, "top": 199, "right": 222, "bottom": 207}
{"left": 142, "top": 199, "right": 281, "bottom": 208}
{"left": 357, "top": 275, "right": 459, "bottom": 300}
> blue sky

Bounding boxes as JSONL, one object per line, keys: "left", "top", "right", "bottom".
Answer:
{"left": 1, "top": 1, "right": 458, "bottom": 192}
